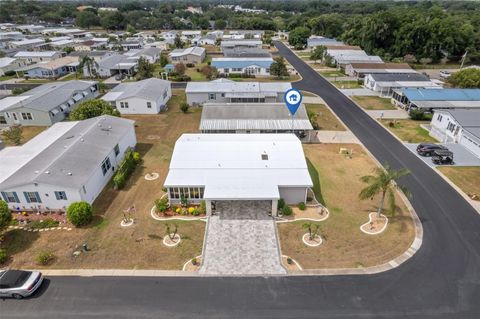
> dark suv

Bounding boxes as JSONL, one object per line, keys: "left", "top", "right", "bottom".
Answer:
{"left": 416, "top": 143, "right": 448, "bottom": 156}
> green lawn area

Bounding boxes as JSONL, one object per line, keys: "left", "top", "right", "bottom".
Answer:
{"left": 409, "top": 63, "right": 461, "bottom": 70}
{"left": 185, "top": 67, "right": 207, "bottom": 81}
{"left": 278, "top": 144, "right": 415, "bottom": 269}
{"left": 352, "top": 96, "right": 396, "bottom": 110}
{"left": 0, "top": 74, "right": 15, "bottom": 81}
{"left": 331, "top": 80, "right": 362, "bottom": 89}
{"left": 318, "top": 70, "right": 345, "bottom": 77}
{"left": 380, "top": 119, "right": 436, "bottom": 143}
{"left": 437, "top": 166, "right": 480, "bottom": 200}
{"left": 306, "top": 104, "right": 346, "bottom": 131}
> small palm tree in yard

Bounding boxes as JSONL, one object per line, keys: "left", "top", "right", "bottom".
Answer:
{"left": 359, "top": 164, "right": 411, "bottom": 217}
{"left": 302, "top": 222, "right": 321, "bottom": 241}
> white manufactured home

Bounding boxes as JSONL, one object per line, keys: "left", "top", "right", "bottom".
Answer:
{"left": 102, "top": 78, "right": 172, "bottom": 114}
{"left": 164, "top": 134, "right": 313, "bottom": 215}
{"left": 0, "top": 116, "right": 137, "bottom": 211}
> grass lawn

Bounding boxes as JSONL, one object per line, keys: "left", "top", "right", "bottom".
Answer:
{"left": 58, "top": 73, "right": 79, "bottom": 81}
{"left": 0, "top": 74, "right": 15, "bottom": 81}
{"left": 437, "top": 166, "right": 480, "bottom": 199}
{"left": 3, "top": 126, "right": 47, "bottom": 146}
{"left": 352, "top": 96, "right": 396, "bottom": 110}
{"left": 3, "top": 89, "right": 206, "bottom": 270}
{"left": 318, "top": 70, "right": 345, "bottom": 77}
{"left": 332, "top": 80, "right": 362, "bottom": 89}
{"left": 409, "top": 63, "right": 461, "bottom": 70}
{"left": 301, "top": 90, "right": 317, "bottom": 97}
{"left": 185, "top": 67, "right": 207, "bottom": 81}
{"left": 380, "top": 119, "right": 436, "bottom": 143}
{"left": 306, "top": 104, "right": 346, "bottom": 131}
{"left": 278, "top": 144, "right": 415, "bottom": 269}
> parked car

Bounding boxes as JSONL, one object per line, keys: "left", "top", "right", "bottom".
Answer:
{"left": 416, "top": 143, "right": 448, "bottom": 156}
{"left": 431, "top": 149, "right": 454, "bottom": 165}
{"left": 439, "top": 70, "right": 451, "bottom": 79}
{"left": 0, "top": 270, "right": 43, "bottom": 299}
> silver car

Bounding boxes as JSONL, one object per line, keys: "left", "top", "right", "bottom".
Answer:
{"left": 0, "top": 270, "right": 43, "bottom": 299}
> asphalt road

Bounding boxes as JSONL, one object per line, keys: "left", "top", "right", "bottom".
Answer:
{"left": 2, "top": 43, "right": 480, "bottom": 319}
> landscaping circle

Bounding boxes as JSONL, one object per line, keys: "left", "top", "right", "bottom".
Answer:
{"left": 182, "top": 255, "right": 202, "bottom": 271}
{"left": 302, "top": 233, "right": 323, "bottom": 247}
{"left": 120, "top": 218, "right": 134, "bottom": 227}
{"left": 144, "top": 172, "right": 160, "bottom": 181}
{"left": 163, "top": 234, "right": 181, "bottom": 247}
{"left": 360, "top": 212, "right": 388, "bottom": 235}
{"left": 282, "top": 255, "right": 303, "bottom": 271}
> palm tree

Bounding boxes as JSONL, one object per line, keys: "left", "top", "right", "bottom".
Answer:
{"left": 359, "top": 164, "right": 411, "bottom": 217}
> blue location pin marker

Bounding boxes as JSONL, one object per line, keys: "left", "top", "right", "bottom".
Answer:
{"left": 284, "top": 88, "right": 303, "bottom": 116}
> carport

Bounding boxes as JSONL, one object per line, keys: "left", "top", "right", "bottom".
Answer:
{"left": 203, "top": 183, "right": 280, "bottom": 216}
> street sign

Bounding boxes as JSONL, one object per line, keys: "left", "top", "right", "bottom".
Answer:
{"left": 284, "top": 88, "right": 303, "bottom": 116}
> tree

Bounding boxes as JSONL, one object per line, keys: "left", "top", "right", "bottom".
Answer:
{"left": 101, "top": 11, "right": 126, "bottom": 31}
{"left": 180, "top": 102, "right": 189, "bottom": 114}
{"left": 2, "top": 125, "right": 22, "bottom": 145}
{"left": 302, "top": 222, "right": 321, "bottom": 241}
{"left": 270, "top": 57, "right": 289, "bottom": 78}
{"left": 288, "top": 26, "right": 310, "bottom": 49}
{"left": 448, "top": 68, "right": 480, "bottom": 88}
{"left": 359, "top": 165, "right": 411, "bottom": 217}
{"left": 75, "top": 11, "right": 100, "bottom": 29}
{"left": 310, "top": 45, "right": 326, "bottom": 63}
{"left": 69, "top": 99, "right": 120, "bottom": 121}
{"left": 215, "top": 19, "right": 227, "bottom": 30}
{"left": 159, "top": 54, "right": 169, "bottom": 67}
{"left": 174, "top": 34, "right": 183, "bottom": 49}
{"left": 126, "top": 24, "right": 137, "bottom": 34}
{"left": 165, "top": 223, "right": 178, "bottom": 241}
{"left": 174, "top": 63, "right": 186, "bottom": 75}
{"left": 63, "top": 47, "right": 75, "bottom": 55}
{"left": 0, "top": 200, "right": 12, "bottom": 233}
{"left": 67, "top": 201, "right": 93, "bottom": 227}
{"left": 201, "top": 65, "right": 217, "bottom": 80}
{"left": 136, "top": 57, "right": 154, "bottom": 80}
{"left": 80, "top": 56, "right": 98, "bottom": 79}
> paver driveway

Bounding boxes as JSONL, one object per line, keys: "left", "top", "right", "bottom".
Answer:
{"left": 199, "top": 200, "right": 286, "bottom": 276}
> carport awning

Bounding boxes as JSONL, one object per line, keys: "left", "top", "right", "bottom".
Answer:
{"left": 204, "top": 184, "right": 280, "bottom": 200}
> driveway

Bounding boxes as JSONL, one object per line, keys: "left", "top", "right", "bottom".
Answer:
{"left": 200, "top": 200, "right": 286, "bottom": 276}
{"left": 404, "top": 143, "right": 480, "bottom": 167}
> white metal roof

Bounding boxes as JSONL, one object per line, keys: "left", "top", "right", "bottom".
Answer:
{"left": 164, "top": 134, "right": 313, "bottom": 200}
{"left": 186, "top": 79, "right": 291, "bottom": 94}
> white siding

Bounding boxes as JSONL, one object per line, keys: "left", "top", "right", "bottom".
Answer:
{"left": 278, "top": 187, "right": 307, "bottom": 205}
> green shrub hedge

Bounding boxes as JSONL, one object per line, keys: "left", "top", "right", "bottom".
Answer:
{"left": 112, "top": 149, "right": 140, "bottom": 190}
{"left": 28, "top": 219, "right": 60, "bottom": 229}
{"left": 67, "top": 201, "right": 93, "bottom": 227}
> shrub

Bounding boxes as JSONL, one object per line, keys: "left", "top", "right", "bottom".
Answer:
{"left": 277, "top": 198, "right": 285, "bottom": 210}
{"left": 180, "top": 102, "right": 189, "bottom": 114}
{"left": 186, "top": 63, "right": 195, "bottom": 68}
{"left": 0, "top": 249, "right": 7, "bottom": 264}
{"left": 155, "top": 197, "right": 169, "bottom": 213}
{"left": 388, "top": 121, "right": 396, "bottom": 128}
{"left": 192, "top": 257, "right": 198, "bottom": 265}
{"left": 198, "top": 200, "right": 206, "bottom": 214}
{"left": 0, "top": 200, "right": 12, "bottom": 232}
{"left": 282, "top": 205, "right": 293, "bottom": 216}
{"left": 409, "top": 109, "right": 426, "bottom": 120}
{"left": 113, "top": 173, "right": 126, "bottom": 189}
{"left": 4, "top": 70, "right": 15, "bottom": 76}
{"left": 298, "top": 202, "right": 306, "bottom": 210}
{"left": 188, "top": 207, "right": 195, "bottom": 214}
{"left": 67, "top": 201, "right": 93, "bottom": 227}
{"left": 36, "top": 251, "right": 55, "bottom": 265}
{"left": 171, "top": 75, "right": 191, "bottom": 82}
{"left": 28, "top": 219, "right": 59, "bottom": 229}
{"left": 133, "top": 152, "right": 140, "bottom": 163}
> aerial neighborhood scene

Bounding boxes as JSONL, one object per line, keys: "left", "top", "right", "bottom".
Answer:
{"left": 0, "top": 0, "right": 480, "bottom": 318}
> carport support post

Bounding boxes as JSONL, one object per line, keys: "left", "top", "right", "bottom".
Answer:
{"left": 272, "top": 199, "right": 278, "bottom": 217}
{"left": 206, "top": 200, "right": 212, "bottom": 216}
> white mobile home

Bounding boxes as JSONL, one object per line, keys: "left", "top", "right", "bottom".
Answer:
{"left": 164, "top": 134, "right": 313, "bottom": 215}
{"left": 186, "top": 79, "right": 291, "bottom": 105}
{"left": 102, "top": 78, "right": 172, "bottom": 114}
{"left": 0, "top": 116, "right": 137, "bottom": 211}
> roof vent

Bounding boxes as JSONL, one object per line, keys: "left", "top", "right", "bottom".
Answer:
{"left": 80, "top": 138, "right": 84, "bottom": 142}
{"left": 34, "top": 170, "right": 39, "bottom": 174}
{"left": 67, "top": 172, "right": 72, "bottom": 176}
{"left": 45, "top": 171, "right": 50, "bottom": 174}
{"left": 261, "top": 154, "right": 268, "bottom": 160}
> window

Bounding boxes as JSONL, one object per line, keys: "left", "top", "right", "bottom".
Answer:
{"left": 437, "top": 114, "right": 443, "bottom": 121}
{"left": 124, "top": 102, "right": 129, "bottom": 108}
{"left": 208, "top": 93, "right": 216, "bottom": 100}
{"left": 0, "top": 115, "right": 6, "bottom": 124}
{"left": 120, "top": 102, "right": 125, "bottom": 108}
{"left": 54, "top": 191, "right": 68, "bottom": 200}
{"left": 1, "top": 191, "right": 19, "bottom": 203}
{"left": 21, "top": 112, "right": 33, "bottom": 120}
{"left": 114, "top": 144, "right": 120, "bottom": 156}
{"left": 147, "top": 102, "right": 152, "bottom": 108}
{"left": 101, "top": 157, "right": 112, "bottom": 176}
{"left": 24, "top": 191, "right": 41, "bottom": 203}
